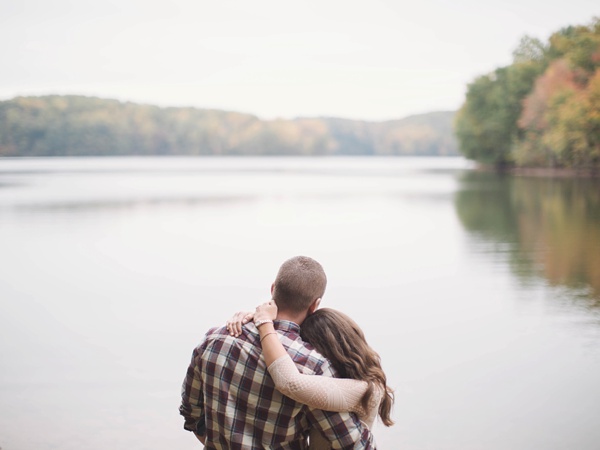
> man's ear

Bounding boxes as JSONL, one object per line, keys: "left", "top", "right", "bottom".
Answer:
{"left": 271, "top": 283, "right": 275, "bottom": 295}
{"left": 308, "top": 298, "right": 321, "bottom": 315}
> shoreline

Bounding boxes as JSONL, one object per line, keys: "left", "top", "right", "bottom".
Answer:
{"left": 476, "top": 164, "right": 600, "bottom": 178}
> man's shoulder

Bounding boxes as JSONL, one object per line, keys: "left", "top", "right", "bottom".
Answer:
{"left": 196, "top": 321, "right": 334, "bottom": 376}
{"left": 204, "top": 325, "right": 228, "bottom": 339}
{"left": 195, "top": 325, "right": 229, "bottom": 349}
{"left": 195, "top": 325, "right": 255, "bottom": 361}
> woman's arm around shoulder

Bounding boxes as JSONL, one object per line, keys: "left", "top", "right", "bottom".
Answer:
{"left": 253, "top": 302, "right": 370, "bottom": 415}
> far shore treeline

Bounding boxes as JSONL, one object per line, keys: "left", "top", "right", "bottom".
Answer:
{"left": 2, "top": 19, "right": 598, "bottom": 165}
{"left": 456, "top": 18, "right": 600, "bottom": 170}
{"left": 0, "top": 96, "right": 457, "bottom": 157}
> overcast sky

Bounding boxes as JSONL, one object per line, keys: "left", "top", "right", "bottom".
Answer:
{"left": 1, "top": 0, "right": 598, "bottom": 120}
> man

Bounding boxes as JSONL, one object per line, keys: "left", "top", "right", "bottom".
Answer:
{"left": 180, "top": 256, "right": 375, "bottom": 449}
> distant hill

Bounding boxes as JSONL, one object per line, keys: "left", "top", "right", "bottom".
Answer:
{"left": 0, "top": 95, "right": 458, "bottom": 157}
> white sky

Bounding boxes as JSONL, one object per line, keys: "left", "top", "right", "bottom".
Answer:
{"left": 1, "top": 0, "right": 598, "bottom": 120}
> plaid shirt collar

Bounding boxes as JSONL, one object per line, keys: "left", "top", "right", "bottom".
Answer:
{"left": 273, "top": 319, "right": 301, "bottom": 335}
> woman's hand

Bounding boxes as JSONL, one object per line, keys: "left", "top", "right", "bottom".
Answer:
{"left": 226, "top": 311, "right": 254, "bottom": 337}
{"left": 255, "top": 300, "right": 278, "bottom": 322}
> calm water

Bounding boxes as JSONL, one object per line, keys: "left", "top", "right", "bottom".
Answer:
{"left": 0, "top": 157, "right": 599, "bottom": 450}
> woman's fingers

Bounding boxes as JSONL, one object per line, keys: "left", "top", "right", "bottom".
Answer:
{"left": 234, "top": 312, "right": 246, "bottom": 336}
{"left": 255, "top": 301, "right": 278, "bottom": 321}
{"left": 226, "top": 311, "right": 252, "bottom": 337}
{"left": 225, "top": 319, "right": 237, "bottom": 336}
{"left": 225, "top": 304, "right": 276, "bottom": 337}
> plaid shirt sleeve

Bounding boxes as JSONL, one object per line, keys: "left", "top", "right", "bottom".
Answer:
{"left": 179, "top": 335, "right": 208, "bottom": 436}
{"left": 306, "top": 408, "right": 374, "bottom": 449}
{"left": 305, "top": 362, "right": 375, "bottom": 449}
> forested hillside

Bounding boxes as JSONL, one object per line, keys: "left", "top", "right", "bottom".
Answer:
{"left": 456, "top": 18, "right": 600, "bottom": 169}
{"left": 0, "top": 96, "right": 457, "bottom": 157}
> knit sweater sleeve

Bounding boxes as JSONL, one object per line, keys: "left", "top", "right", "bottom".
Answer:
{"left": 267, "top": 355, "right": 371, "bottom": 418}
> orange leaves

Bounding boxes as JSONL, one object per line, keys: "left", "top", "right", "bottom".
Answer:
{"left": 518, "top": 60, "right": 579, "bottom": 132}
{"left": 517, "top": 58, "right": 600, "bottom": 168}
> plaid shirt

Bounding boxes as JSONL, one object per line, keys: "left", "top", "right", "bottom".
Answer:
{"left": 180, "top": 320, "right": 375, "bottom": 449}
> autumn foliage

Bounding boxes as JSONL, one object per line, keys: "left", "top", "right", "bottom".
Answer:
{"left": 0, "top": 97, "right": 457, "bottom": 157}
{"left": 456, "top": 18, "right": 600, "bottom": 169}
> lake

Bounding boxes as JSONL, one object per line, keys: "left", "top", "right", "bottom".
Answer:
{"left": 0, "top": 156, "right": 599, "bottom": 450}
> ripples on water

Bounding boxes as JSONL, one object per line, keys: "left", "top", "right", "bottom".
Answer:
{"left": 0, "top": 157, "right": 599, "bottom": 450}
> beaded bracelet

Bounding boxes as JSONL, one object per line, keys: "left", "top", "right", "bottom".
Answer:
{"left": 260, "top": 331, "right": 278, "bottom": 343}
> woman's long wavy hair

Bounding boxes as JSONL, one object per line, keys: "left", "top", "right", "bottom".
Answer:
{"left": 300, "top": 308, "right": 394, "bottom": 426}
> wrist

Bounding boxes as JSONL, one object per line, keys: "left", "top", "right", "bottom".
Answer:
{"left": 260, "top": 331, "right": 278, "bottom": 343}
{"left": 255, "top": 319, "right": 274, "bottom": 329}
{"left": 257, "top": 322, "right": 275, "bottom": 334}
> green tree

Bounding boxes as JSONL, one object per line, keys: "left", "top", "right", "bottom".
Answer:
{"left": 455, "top": 60, "right": 543, "bottom": 167}
{"left": 512, "top": 35, "right": 548, "bottom": 64}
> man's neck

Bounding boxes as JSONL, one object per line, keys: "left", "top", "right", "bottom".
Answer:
{"left": 276, "top": 310, "right": 307, "bottom": 326}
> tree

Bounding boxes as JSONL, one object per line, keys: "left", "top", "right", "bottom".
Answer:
{"left": 457, "top": 17, "right": 600, "bottom": 170}
{"left": 512, "top": 35, "right": 547, "bottom": 64}
{"left": 455, "top": 60, "right": 543, "bottom": 167}
{"left": 548, "top": 18, "right": 600, "bottom": 78}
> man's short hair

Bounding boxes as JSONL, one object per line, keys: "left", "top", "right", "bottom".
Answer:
{"left": 273, "top": 256, "right": 327, "bottom": 313}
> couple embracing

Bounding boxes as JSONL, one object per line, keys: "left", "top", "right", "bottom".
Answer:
{"left": 180, "top": 256, "right": 394, "bottom": 449}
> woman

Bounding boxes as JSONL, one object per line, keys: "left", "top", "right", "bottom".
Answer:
{"left": 227, "top": 301, "right": 394, "bottom": 448}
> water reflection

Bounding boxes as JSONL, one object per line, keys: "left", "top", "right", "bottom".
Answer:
{"left": 455, "top": 172, "right": 600, "bottom": 306}
{"left": 11, "top": 196, "right": 254, "bottom": 212}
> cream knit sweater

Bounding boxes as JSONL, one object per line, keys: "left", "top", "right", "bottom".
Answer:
{"left": 268, "top": 355, "right": 382, "bottom": 449}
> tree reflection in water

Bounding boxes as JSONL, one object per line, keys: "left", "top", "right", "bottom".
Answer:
{"left": 455, "top": 172, "right": 600, "bottom": 307}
